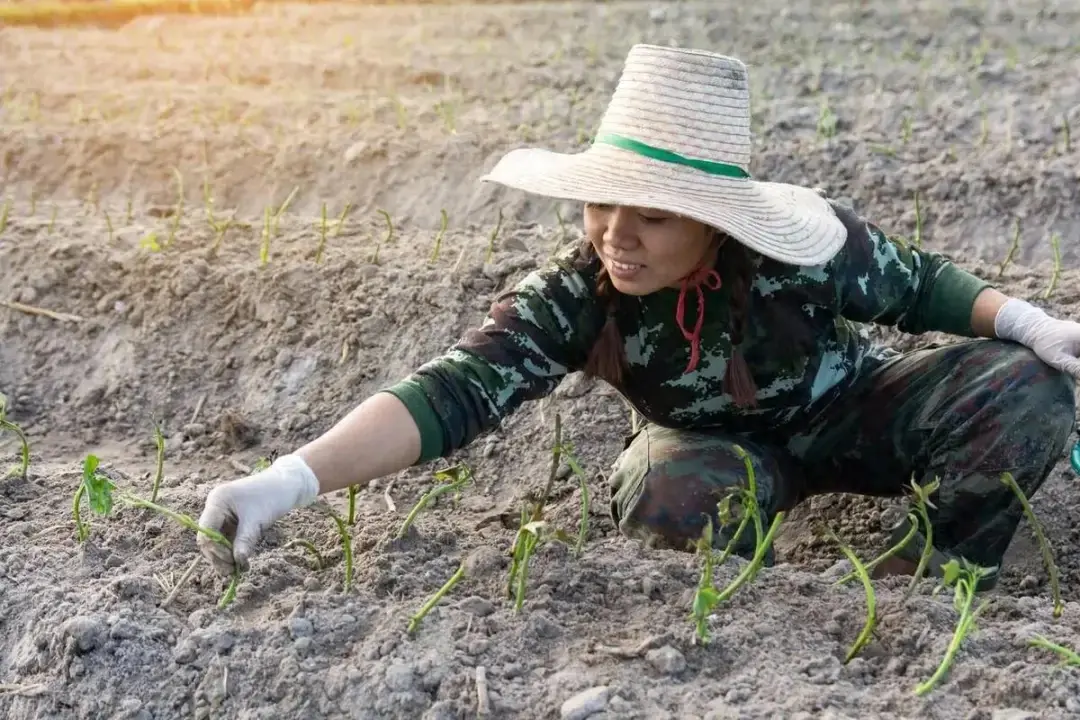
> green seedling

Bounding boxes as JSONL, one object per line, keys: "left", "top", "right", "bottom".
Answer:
{"left": 397, "top": 464, "right": 473, "bottom": 539}
{"left": 316, "top": 202, "right": 330, "bottom": 264}
{"left": 259, "top": 206, "right": 273, "bottom": 266}
{"left": 835, "top": 510, "right": 919, "bottom": 586}
{"left": 429, "top": 209, "right": 448, "bottom": 263}
{"left": 285, "top": 539, "right": 324, "bottom": 570}
{"left": 0, "top": 393, "right": 30, "bottom": 480}
{"left": 689, "top": 445, "right": 784, "bottom": 643}
{"left": 1000, "top": 472, "right": 1062, "bottom": 617}
{"left": 504, "top": 413, "right": 582, "bottom": 609}
{"left": 74, "top": 453, "right": 240, "bottom": 607}
{"left": 140, "top": 231, "right": 162, "bottom": 252}
{"left": 47, "top": 206, "right": 56, "bottom": 235}
{"left": 485, "top": 208, "right": 503, "bottom": 264}
{"left": 690, "top": 516, "right": 720, "bottom": 644}
{"left": 435, "top": 98, "right": 457, "bottom": 134}
{"left": 905, "top": 477, "right": 941, "bottom": 598}
{"left": 347, "top": 485, "right": 359, "bottom": 525}
{"left": 30, "top": 189, "right": 37, "bottom": 216}
{"left": 150, "top": 422, "right": 165, "bottom": 502}
{"left": 507, "top": 516, "right": 548, "bottom": 612}
{"left": 271, "top": 186, "right": 299, "bottom": 237}
{"left": 996, "top": 217, "right": 1021, "bottom": 278}
{"left": 1028, "top": 635, "right": 1080, "bottom": 666}
{"left": 104, "top": 210, "right": 114, "bottom": 244}
{"left": 914, "top": 558, "right": 995, "bottom": 695}
{"left": 711, "top": 512, "right": 785, "bottom": 606}
{"left": 825, "top": 527, "right": 877, "bottom": 663}
{"left": 1043, "top": 232, "right": 1061, "bottom": 300}
{"left": 369, "top": 205, "right": 391, "bottom": 265}
{"left": 332, "top": 203, "right": 353, "bottom": 239}
{"left": 816, "top": 97, "right": 837, "bottom": 139}
{"left": 0, "top": 198, "right": 9, "bottom": 235}
{"left": 408, "top": 561, "right": 466, "bottom": 634}
{"left": 554, "top": 439, "right": 590, "bottom": 557}
{"left": 318, "top": 503, "right": 353, "bottom": 592}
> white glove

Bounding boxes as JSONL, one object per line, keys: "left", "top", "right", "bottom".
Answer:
{"left": 196, "top": 454, "right": 321, "bottom": 575}
{"left": 995, "top": 298, "right": 1080, "bottom": 378}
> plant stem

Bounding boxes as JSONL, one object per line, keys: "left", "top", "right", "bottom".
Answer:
{"left": 408, "top": 562, "right": 466, "bottom": 633}
{"left": 396, "top": 468, "right": 471, "bottom": 539}
{"left": 1001, "top": 472, "right": 1062, "bottom": 617}
{"left": 836, "top": 511, "right": 918, "bottom": 585}
{"left": 914, "top": 589, "right": 987, "bottom": 695}
{"left": 712, "top": 512, "right": 785, "bottom": 605}
{"left": 150, "top": 424, "right": 165, "bottom": 503}
{"left": 827, "top": 528, "right": 877, "bottom": 663}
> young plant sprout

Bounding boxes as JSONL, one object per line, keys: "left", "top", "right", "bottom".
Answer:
{"left": 347, "top": 485, "right": 359, "bottom": 525}
{"left": 271, "top": 186, "right": 299, "bottom": 236}
{"left": 690, "top": 516, "right": 720, "bottom": 644}
{"left": 285, "top": 538, "right": 324, "bottom": 570}
{"left": 914, "top": 558, "right": 995, "bottom": 695}
{"left": 1043, "top": 232, "right": 1062, "bottom": 300}
{"left": 74, "top": 454, "right": 241, "bottom": 608}
{"left": 408, "top": 546, "right": 501, "bottom": 634}
{"left": 429, "top": 208, "right": 449, "bottom": 263}
{"left": 409, "top": 561, "right": 466, "bottom": 634}
{"left": 150, "top": 422, "right": 165, "bottom": 502}
{"left": 996, "top": 217, "right": 1021, "bottom": 279}
{"left": 689, "top": 445, "right": 786, "bottom": 641}
{"left": 317, "top": 502, "right": 353, "bottom": 593}
{"left": 396, "top": 464, "right": 473, "bottom": 539}
{"left": 905, "top": 477, "right": 941, "bottom": 598}
{"left": 1000, "top": 472, "right": 1062, "bottom": 617}
{"left": 825, "top": 526, "right": 877, "bottom": 663}
{"left": 834, "top": 511, "right": 919, "bottom": 586}
{"left": 1028, "top": 635, "right": 1080, "bottom": 666}
{"left": 503, "top": 413, "right": 586, "bottom": 610}
{"left": 0, "top": 393, "right": 30, "bottom": 480}
{"left": 259, "top": 206, "right": 273, "bottom": 266}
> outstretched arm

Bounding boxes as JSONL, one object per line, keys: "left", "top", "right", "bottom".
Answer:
{"left": 196, "top": 248, "right": 604, "bottom": 574}
{"left": 295, "top": 391, "right": 422, "bottom": 495}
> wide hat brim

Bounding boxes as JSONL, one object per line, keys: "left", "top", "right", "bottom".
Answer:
{"left": 480, "top": 142, "right": 847, "bottom": 267}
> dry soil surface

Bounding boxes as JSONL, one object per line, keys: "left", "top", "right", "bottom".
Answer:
{"left": 2, "top": 1, "right": 1080, "bottom": 719}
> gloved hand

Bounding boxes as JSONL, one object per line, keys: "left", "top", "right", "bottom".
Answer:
{"left": 196, "top": 454, "right": 321, "bottom": 575}
{"left": 995, "top": 298, "right": 1080, "bottom": 378}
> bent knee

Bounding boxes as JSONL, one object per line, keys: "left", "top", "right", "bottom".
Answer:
{"left": 989, "top": 343, "right": 1077, "bottom": 440}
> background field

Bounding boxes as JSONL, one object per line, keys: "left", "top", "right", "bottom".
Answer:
{"left": 2, "top": 1, "right": 1080, "bottom": 718}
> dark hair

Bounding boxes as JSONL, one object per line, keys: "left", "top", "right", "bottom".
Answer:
{"left": 581, "top": 236, "right": 759, "bottom": 407}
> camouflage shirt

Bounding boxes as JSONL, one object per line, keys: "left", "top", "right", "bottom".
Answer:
{"left": 385, "top": 201, "right": 991, "bottom": 463}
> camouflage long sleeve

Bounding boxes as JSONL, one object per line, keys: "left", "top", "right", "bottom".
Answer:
{"left": 383, "top": 203, "right": 993, "bottom": 466}
{"left": 828, "top": 202, "right": 990, "bottom": 336}
{"left": 382, "top": 252, "right": 605, "bottom": 462}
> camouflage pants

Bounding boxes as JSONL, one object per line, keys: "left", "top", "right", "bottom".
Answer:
{"left": 609, "top": 339, "right": 1077, "bottom": 570}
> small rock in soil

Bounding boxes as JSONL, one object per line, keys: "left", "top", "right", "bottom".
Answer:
{"left": 561, "top": 686, "right": 610, "bottom": 720}
{"left": 645, "top": 645, "right": 686, "bottom": 675}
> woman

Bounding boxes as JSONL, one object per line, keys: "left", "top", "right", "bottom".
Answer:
{"left": 197, "top": 45, "right": 1078, "bottom": 591}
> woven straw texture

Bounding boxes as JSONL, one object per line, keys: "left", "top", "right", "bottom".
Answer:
{"left": 481, "top": 44, "right": 848, "bottom": 266}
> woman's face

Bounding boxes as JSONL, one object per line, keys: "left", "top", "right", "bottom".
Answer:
{"left": 584, "top": 203, "right": 717, "bottom": 295}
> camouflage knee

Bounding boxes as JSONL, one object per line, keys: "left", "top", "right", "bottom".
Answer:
{"left": 608, "top": 425, "right": 798, "bottom": 561}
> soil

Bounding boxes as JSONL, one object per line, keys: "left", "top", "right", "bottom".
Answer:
{"left": 2, "top": 1, "right": 1080, "bottom": 719}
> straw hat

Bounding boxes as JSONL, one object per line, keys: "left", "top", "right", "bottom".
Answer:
{"left": 480, "top": 44, "right": 847, "bottom": 267}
